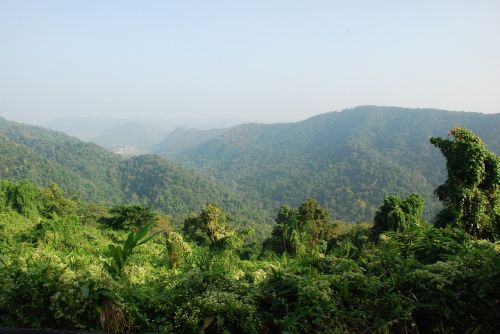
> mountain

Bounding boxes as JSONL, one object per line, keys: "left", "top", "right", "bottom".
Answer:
{"left": 3, "top": 106, "right": 498, "bottom": 225}
{"left": 0, "top": 117, "right": 123, "bottom": 203}
{"left": 166, "top": 106, "right": 500, "bottom": 222}
{"left": 41, "top": 117, "right": 129, "bottom": 141}
{"left": 42, "top": 117, "right": 243, "bottom": 155}
{"left": 154, "top": 127, "right": 228, "bottom": 157}
{"left": 0, "top": 117, "right": 268, "bottom": 226}
{"left": 92, "top": 120, "right": 173, "bottom": 151}
{"left": 42, "top": 117, "right": 175, "bottom": 155}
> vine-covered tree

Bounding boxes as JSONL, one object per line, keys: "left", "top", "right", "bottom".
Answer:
{"left": 102, "top": 204, "right": 158, "bottom": 230}
{"left": 372, "top": 193, "right": 425, "bottom": 236}
{"left": 0, "top": 180, "right": 44, "bottom": 218}
{"left": 182, "top": 204, "right": 233, "bottom": 246}
{"left": 263, "top": 198, "right": 337, "bottom": 254}
{"left": 430, "top": 128, "right": 499, "bottom": 240}
{"left": 299, "top": 198, "right": 337, "bottom": 247}
{"left": 262, "top": 205, "right": 301, "bottom": 254}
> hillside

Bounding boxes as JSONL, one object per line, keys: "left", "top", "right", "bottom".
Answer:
{"left": 169, "top": 106, "right": 500, "bottom": 221}
{"left": 92, "top": 120, "right": 172, "bottom": 151}
{"left": 154, "top": 127, "right": 228, "bottom": 157}
{"left": 42, "top": 117, "right": 128, "bottom": 141}
{"left": 0, "top": 117, "right": 267, "bottom": 225}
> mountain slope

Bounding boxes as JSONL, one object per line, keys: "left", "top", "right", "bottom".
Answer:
{"left": 154, "top": 127, "right": 228, "bottom": 157}
{"left": 171, "top": 106, "right": 500, "bottom": 221}
{"left": 0, "top": 117, "right": 267, "bottom": 225}
{"left": 92, "top": 120, "right": 172, "bottom": 150}
{"left": 0, "top": 117, "right": 123, "bottom": 203}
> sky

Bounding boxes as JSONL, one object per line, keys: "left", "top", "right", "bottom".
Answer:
{"left": 1, "top": 0, "right": 499, "bottom": 125}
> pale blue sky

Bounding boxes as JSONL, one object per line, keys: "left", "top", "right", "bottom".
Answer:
{"left": 1, "top": 0, "right": 499, "bottom": 124}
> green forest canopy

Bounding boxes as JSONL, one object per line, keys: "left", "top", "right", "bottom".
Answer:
{"left": 0, "top": 126, "right": 498, "bottom": 333}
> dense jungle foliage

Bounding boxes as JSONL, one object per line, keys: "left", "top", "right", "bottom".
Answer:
{"left": 0, "top": 127, "right": 498, "bottom": 333}
{"left": 169, "top": 106, "right": 500, "bottom": 221}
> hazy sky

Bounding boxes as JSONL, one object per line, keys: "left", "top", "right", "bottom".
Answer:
{"left": 1, "top": 0, "right": 499, "bottom": 124}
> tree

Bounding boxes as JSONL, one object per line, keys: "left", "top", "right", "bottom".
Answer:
{"left": 262, "top": 205, "right": 300, "bottom": 254}
{"left": 430, "top": 128, "right": 499, "bottom": 240}
{"left": 42, "top": 183, "right": 77, "bottom": 218}
{"left": 299, "top": 198, "right": 336, "bottom": 247}
{"left": 165, "top": 231, "right": 192, "bottom": 268}
{"left": 182, "top": 204, "right": 233, "bottom": 246}
{"left": 263, "top": 198, "right": 336, "bottom": 255}
{"left": 372, "top": 193, "right": 425, "bottom": 236}
{"left": 102, "top": 205, "right": 158, "bottom": 230}
{"left": 0, "top": 180, "right": 43, "bottom": 218}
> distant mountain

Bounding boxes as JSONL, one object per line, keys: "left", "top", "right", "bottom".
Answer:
{"left": 42, "top": 117, "right": 244, "bottom": 154}
{"left": 0, "top": 117, "right": 268, "bottom": 226}
{"left": 42, "top": 117, "right": 176, "bottom": 153}
{"left": 154, "top": 127, "right": 228, "bottom": 157}
{"left": 0, "top": 117, "right": 123, "bottom": 203}
{"left": 167, "top": 106, "right": 500, "bottom": 222}
{"left": 41, "top": 117, "right": 128, "bottom": 141}
{"left": 92, "top": 120, "right": 173, "bottom": 151}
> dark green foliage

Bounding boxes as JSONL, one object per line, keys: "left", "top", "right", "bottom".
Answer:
{"left": 263, "top": 198, "right": 337, "bottom": 255}
{"left": 262, "top": 205, "right": 300, "bottom": 254}
{"left": 119, "top": 154, "right": 268, "bottom": 226}
{"left": 298, "top": 198, "right": 338, "bottom": 247}
{"left": 102, "top": 204, "right": 158, "bottom": 230}
{"left": 431, "top": 128, "right": 499, "bottom": 240}
{"left": 170, "top": 106, "right": 500, "bottom": 222}
{"left": 257, "top": 257, "right": 415, "bottom": 333}
{"left": 182, "top": 216, "right": 209, "bottom": 246}
{"left": 182, "top": 205, "right": 234, "bottom": 249}
{"left": 372, "top": 193, "right": 425, "bottom": 236}
{"left": 327, "top": 223, "right": 371, "bottom": 259}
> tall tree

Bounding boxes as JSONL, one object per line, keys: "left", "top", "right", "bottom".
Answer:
{"left": 430, "top": 128, "right": 499, "bottom": 240}
{"left": 372, "top": 193, "right": 425, "bottom": 236}
{"left": 102, "top": 205, "right": 158, "bottom": 230}
{"left": 182, "top": 204, "right": 233, "bottom": 246}
{"left": 263, "top": 198, "right": 336, "bottom": 255}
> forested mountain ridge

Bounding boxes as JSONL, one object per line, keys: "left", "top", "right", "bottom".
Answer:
{"left": 154, "top": 127, "right": 228, "bottom": 157}
{"left": 0, "top": 125, "right": 497, "bottom": 333}
{"left": 2, "top": 106, "right": 498, "bottom": 225}
{"left": 170, "top": 106, "right": 500, "bottom": 221}
{"left": 0, "top": 116, "right": 123, "bottom": 203}
{"left": 92, "top": 120, "right": 172, "bottom": 150}
{"left": 0, "top": 117, "right": 267, "bottom": 225}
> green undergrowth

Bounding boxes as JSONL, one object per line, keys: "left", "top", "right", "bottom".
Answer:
{"left": 0, "top": 187, "right": 498, "bottom": 333}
